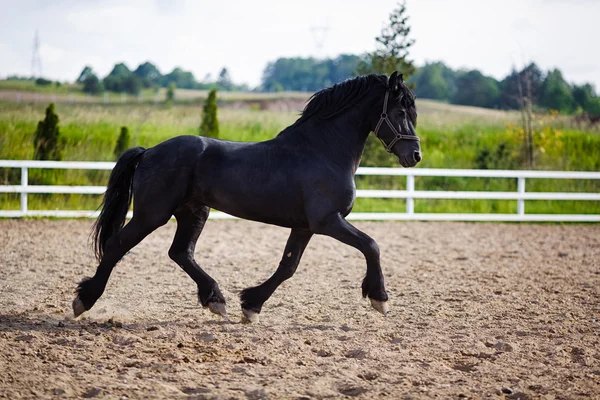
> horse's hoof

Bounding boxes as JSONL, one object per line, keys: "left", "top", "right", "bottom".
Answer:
{"left": 369, "top": 298, "right": 390, "bottom": 316}
{"left": 72, "top": 296, "right": 86, "bottom": 318}
{"left": 241, "top": 308, "right": 259, "bottom": 324}
{"left": 207, "top": 302, "right": 228, "bottom": 318}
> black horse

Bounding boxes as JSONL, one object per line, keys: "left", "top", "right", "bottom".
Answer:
{"left": 73, "top": 71, "right": 421, "bottom": 323}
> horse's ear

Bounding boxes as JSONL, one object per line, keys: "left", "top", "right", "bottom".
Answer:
{"left": 399, "top": 73, "right": 404, "bottom": 83}
{"left": 389, "top": 71, "right": 399, "bottom": 92}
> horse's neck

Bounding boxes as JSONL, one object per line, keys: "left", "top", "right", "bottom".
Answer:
{"left": 302, "top": 113, "right": 371, "bottom": 170}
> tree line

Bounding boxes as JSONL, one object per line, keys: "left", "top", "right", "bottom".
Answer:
{"left": 260, "top": 58, "right": 600, "bottom": 116}
{"left": 259, "top": 0, "right": 598, "bottom": 116}
{"left": 76, "top": 62, "right": 247, "bottom": 95}
{"left": 15, "top": 54, "right": 599, "bottom": 117}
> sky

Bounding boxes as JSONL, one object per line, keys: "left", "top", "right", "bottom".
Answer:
{"left": 0, "top": 0, "right": 598, "bottom": 89}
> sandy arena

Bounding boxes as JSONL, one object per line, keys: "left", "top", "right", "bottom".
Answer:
{"left": 0, "top": 219, "right": 598, "bottom": 399}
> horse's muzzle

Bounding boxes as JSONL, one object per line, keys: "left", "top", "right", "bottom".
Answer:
{"left": 398, "top": 155, "right": 418, "bottom": 168}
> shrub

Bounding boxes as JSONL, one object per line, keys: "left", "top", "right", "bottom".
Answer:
{"left": 166, "top": 82, "right": 175, "bottom": 103}
{"left": 35, "top": 78, "right": 53, "bottom": 86}
{"left": 34, "top": 103, "right": 62, "bottom": 161}
{"left": 199, "top": 89, "right": 219, "bottom": 138}
{"left": 113, "top": 126, "right": 131, "bottom": 159}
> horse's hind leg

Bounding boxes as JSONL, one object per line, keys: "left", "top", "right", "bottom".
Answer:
{"left": 240, "top": 229, "right": 312, "bottom": 323}
{"left": 73, "top": 213, "right": 169, "bottom": 316}
{"left": 168, "top": 206, "right": 227, "bottom": 317}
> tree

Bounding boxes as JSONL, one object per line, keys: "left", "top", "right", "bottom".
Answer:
{"left": 113, "top": 126, "right": 131, "bottom": 159}
{"left": 260, "top": 55, "right": 362, "bottom": 92}
{"left": 83, "top": 73, "right": 102, "bottom": 94}
{"left": 500, "top": 63, "right": 543, "bottom": 110}
{"left": 356, "top": 1, "right": 416, "bottom": 80}
{"left": 103, "top": 63, "right": 142, "bottom": 95}
{"left": 452, "top": 70, "right": 501, "bottom": 108}
{"left": 34, "top": 103, "right": 62, "bottom": 161}
{"left": 262, "top": 57, "right": 319, "bottom": 92}
{"left": 539, "top": 69, "right": 575, "bottom": 113}
{"left": 134, "top": 62, "right": 162, "bottom": 87}
{"left": 200, "top": 89, "right": 219, "bottom": 138}
{"left": 514, "top": 65, "right": 535, "bottom": 168}
{"left": 571, "top": 83, "right": 600, "bottom": 115}
{"left": 77, "top": 66, "right": 94, "bottom": 83}
{"left": 122, "top": 74, "right": 141, "bottom": 95}
{"left": 410, "top": 62, "right": 456, "bottom": 100}
{"left": 161, "top": 67, "right": 197, "bottom": 89}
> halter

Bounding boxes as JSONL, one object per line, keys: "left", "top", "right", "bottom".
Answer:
{"left": 373, "top": 90, "right": 420, "bottom": 153}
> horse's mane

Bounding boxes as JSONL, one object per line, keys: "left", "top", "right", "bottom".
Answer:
{"left": 298, "top": 74, "right": 388, "bottom": 122}
{"left": 295, "top": 73, "right": 417, "bottom": 126}
{"left": 277, "top": 74, "right": 417, "bottom": 139}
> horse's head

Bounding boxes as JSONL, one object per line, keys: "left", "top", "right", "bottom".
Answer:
{"left": 372, "top": 71, "right": 421, "bottom": 168}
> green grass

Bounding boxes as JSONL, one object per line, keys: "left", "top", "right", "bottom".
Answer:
{"left": 0, "top": 79, "right": 311, "bottom": 105}
{"left": 0, "top": 79, "right": 81, "bottom": 94}
{"left": 0, "top": 100, "right": 599, "bottom": 215}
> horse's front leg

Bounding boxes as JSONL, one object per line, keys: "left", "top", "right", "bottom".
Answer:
{"left": 311, "top": 213, "right": 389, "bottom": 315}
{"left": 240, "top": 229, "right": 312, "bottom": 323}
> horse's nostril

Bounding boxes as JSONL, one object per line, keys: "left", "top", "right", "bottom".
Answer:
{"left": 414, "top": 151, "right": 422, "bottom": 162}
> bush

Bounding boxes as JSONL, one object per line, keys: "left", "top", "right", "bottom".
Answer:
{"left": 199, "top": 89, "right": 219, "bottom": 138}
{"left": 34, "top": 103, "right": 62, "bottom": 161}
{"left": 35, "top": 78, "right": 53, "bottom": 86}
{"left": 166, "top": 83, "right": 175, "bottom": 103}
{"left": 113, "top": 126, "right": 131, "bottom": 159}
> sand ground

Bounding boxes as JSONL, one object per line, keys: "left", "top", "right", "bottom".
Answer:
{"left": 0, "top": 219, "right": 599, "bottom": 399}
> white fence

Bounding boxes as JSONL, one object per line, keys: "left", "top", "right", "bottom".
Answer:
{"left": 0, "top": 160, "right": 599, "bottom": 221}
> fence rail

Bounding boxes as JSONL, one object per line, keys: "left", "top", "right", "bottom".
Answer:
{"left": 0, "top": 160, "right": 599, "bottom": 221}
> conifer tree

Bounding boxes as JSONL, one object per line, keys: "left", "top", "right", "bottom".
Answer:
{"left": 34, "top": 103, "right": 62, "bottom": 161}
{"left": 199, "top": 89, "right": 219, "bottom": 138}
{"left": 357, "top": 1, "right": 416, "bottom": 80}
{"left": 113, "top": 126, "right": 131, "bottom": 159}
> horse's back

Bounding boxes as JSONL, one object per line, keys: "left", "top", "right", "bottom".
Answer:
{"left": 192, "top": 138, "right": 311, "bottom": 227}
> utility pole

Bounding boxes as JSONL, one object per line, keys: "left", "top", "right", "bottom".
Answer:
{"left": 31, "top": 30, "right": 42, "bottom": 78}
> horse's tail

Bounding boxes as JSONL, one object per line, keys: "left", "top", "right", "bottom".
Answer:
{"left": 92, "top": 146, "right": 146, "bottom": 262}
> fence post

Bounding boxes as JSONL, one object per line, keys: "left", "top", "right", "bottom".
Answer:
{"left": 406, "top": 174, "right": 415, "bottom": 215}
{"left": 517, "top": 177, "right": 525, "bottom": 216}
{"left": 20, "top": 167, "right": 28, "bottom": 216}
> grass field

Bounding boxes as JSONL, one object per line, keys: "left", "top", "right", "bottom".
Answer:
{"left": 0, "top": 80, "right": 310, "bottom": 104}
{"left": 0, "top": 96, "right": 598, "bottom": 215}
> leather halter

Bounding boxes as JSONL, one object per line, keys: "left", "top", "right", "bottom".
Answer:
{"left": 373, "top": 90, "right": 420, "bottom": 153}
